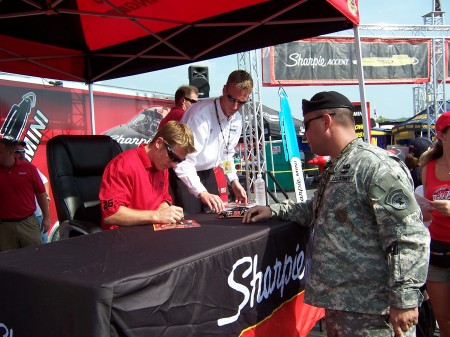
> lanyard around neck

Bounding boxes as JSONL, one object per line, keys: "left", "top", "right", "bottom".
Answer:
{"left": 214, "top": 98, "right": 231, "bottom": 150}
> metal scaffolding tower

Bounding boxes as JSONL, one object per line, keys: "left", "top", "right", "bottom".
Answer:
{"left": 353, "top": 22, "right": 448, "bottom": 137}
{"left": 421, "top": 1, "right": 445, "bottom": 138}
{"left": 237, "top": 50, "right": 267, "bottom": 201}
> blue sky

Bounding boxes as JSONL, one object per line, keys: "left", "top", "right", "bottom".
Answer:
{"left": 102, "top": 0, "right": 450, "bottom": 121}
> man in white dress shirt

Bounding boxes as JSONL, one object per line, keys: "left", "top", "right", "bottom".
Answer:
{"left": 173, "top": 70, "right": 253, "bottom": 214}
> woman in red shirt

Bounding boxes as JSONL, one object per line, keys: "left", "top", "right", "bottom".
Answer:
{"left": 421, "top": 111, "right": 450, "bottom": 337}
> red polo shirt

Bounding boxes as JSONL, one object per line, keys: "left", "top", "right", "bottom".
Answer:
{"left": 158, "top": 106, "right": 184, "bottom": 129}
{"left": 0, "top": 159, "right": 45, "bottom": 219}
{"left": 99, "top": 144, "right": 171, "bottom": 230}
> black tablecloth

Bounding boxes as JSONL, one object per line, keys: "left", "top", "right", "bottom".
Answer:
{"left": 0, "top": 214, "right": 315, "bottom": 337}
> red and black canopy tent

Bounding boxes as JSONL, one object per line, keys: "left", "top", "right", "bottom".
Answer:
{"left": 0, "top": 0, "right": 359, "bottom": 84}
{"left": 0, "top": 3, "right": 360, "bottom": 333}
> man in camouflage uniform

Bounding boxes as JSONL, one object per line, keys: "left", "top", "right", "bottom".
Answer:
{"left": 243, "top": 91, "right": 430, "bottom": 337}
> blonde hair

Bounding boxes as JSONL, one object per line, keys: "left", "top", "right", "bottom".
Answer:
{"left": 151, "top": 121, "right": 196, "bottom": 153}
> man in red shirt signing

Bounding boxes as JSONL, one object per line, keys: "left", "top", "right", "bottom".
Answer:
{"left": 99, "top": 121, "right": 196, "bottom": 230}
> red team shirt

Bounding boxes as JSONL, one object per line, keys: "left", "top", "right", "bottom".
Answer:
{"left": 425, "top": 159, "right": 450, "bottom": 243}
{"left": 99, "top": 144, "right": 171, "bottom": 230}
{"left": 0, "top": 160, "right": 45, "bottom": 219}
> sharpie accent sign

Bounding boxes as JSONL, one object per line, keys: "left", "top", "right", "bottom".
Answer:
{"left": 262, "top": 37, "right": 431, "bottom": 86}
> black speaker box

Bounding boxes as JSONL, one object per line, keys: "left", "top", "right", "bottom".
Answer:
{"left": 188, "top": 66, "right": 210, "bottom": 98}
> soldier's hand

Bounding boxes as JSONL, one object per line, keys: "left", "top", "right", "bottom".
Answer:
{"left": 242, "top": 206, "right": 271, "bottom": 223}
{"left": 390, "top": 307, "right": 418, "bottom": 336}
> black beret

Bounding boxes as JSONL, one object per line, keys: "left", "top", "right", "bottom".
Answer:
{"left": 302, "top": 91, "right": 354, "bottom": 116}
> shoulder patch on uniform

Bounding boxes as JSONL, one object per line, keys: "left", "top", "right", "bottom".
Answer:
{"left": 385, "top": 189, "right": 410, "bottom": 210}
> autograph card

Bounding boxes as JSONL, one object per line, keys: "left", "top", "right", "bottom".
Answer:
{"left": 153, "top": 219, "right": 200, "bottom": 231}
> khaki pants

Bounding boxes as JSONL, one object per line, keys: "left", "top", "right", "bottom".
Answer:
{"left": 0, "top": 215, "right": 41, "bottom": 252}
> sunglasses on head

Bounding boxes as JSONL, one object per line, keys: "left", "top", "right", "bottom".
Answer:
{"left": 15, "top": 149, "right": 26, "bottom": 154}
{"left": 226, "top": 94, "right": 247, "bottom": 106}
{"left": 184, "top": 97, "right": 198, "bottom": 104}
{"left": 163, "top": 141, "right": 184, "bottom": 163}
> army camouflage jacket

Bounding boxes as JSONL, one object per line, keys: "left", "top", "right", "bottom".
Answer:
{"left": 270, "top": 138, "right": 430, "bottom": 314}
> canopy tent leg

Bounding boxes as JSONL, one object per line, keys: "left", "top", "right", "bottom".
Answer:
{"left": 89, "top": 84, "right": 96, "bottom": 135}
{"left": 354, "top": 25, "right": 370, "bottom": 143}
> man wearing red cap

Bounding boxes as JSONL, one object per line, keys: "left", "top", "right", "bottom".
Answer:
{"left": 244, "top": 91, "right": 430, "bottom": 337}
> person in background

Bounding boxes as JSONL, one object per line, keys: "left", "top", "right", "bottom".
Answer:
{"left": 403, "top": 136, "right": 436, "bottom": 337}
{"left": 0, "top": 138, "right": 49, "bottom": 251}
{"left": 243, "top": 91, "right": 430, "bottom": 337}
{"left": 99, "top": 121, "right": 196, "bottom": 230}
{"left": 158, "top": 85, "right": 199, "bottom": 129}
{"left": 405, "top": 136, "right": 433, "bottom": 189}
{"left": 405, "top": 136, "right": 437, "bottom": 337}
{"left": 14, "top": 140, "right": 51, "bottom": 243}
{"left": 158, "top": 85, "right": 199, "bottom": 201}
{"left": 172, "top": 70, "right": 252, "bottom": 214}
{"left": 420, "top": 111, "right": 450, "bottom": 337}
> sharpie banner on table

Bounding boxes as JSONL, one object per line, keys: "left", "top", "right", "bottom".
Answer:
{"left": 0, "top": 217, "right": 324, "bottom": 337}
{"left": 108, "top": 223, "right": 324, "bottom": 336}
{"left": 262, "top": 37, "right": 431, "bottom": 86}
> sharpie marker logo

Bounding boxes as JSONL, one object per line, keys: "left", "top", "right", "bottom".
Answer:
{"left": 292, "top": 158, "right": 305, "bottom": 202}
{"left": 108, "top": 135, "right": 150, "bottom": 146}
{"left": 217, "top": 244, "right": 305, "bottom": 326}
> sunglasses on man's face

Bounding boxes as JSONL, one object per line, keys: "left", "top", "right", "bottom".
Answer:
{"left": 184, "top": 97, "right": 198, "bottom": 104}
{"left": 226, "top": 94, "right": 247, "bottom": 106}
{"left": 304, "top": 112, "right": 337, "bottom": 132}
{"left": 163, "top": 141, "right": 184, "bottom": 163}
{"left": 15, "top": 149, "right": 26, "bottom": 154}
